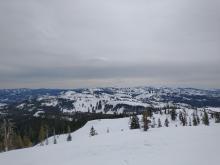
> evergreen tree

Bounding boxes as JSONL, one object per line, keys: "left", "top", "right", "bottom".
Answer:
{"left": 38, "top": 125, "right": 45, "bottom": 146}
{"left": 0, "top": 141, "right": 3, "bottom": 152}
{"left": 192, "top": 113, "right": 198, "bottom": 126}
{"left": 23, "top": 136, "right": 32, "bottom": 147}
{"left": 97, "top": 101, "right": 102, "bottom": 110}
{"left": 185, "top": 113, "right": 188, "bottom": 126}
{"left": 53, "top": 129, "right": 57, "bottom": 144}
{"left": 12, "top": 134, "right": 23, "bottom": 149}
{"left": 151, "top": 117, "right": 156, "bottom": 128}
{"left": 67, "top": 126, "right": 72, "bottom": 141}
{"left": 130, "top": 114, "right": 140, "bottom": 129}
{"left": 158, "top": 118, "right": 162, "bottom": 128}
{"left": 45, "top": 126, "right": 49, "bottom": 145}
{"left": 179, "top": 112, "right": 187, "bottom": 126}
{"left": 0, "top": 121, "right": 5, "bottom": 151}
{"left": 202, "top": 111, "right": 209, "bottom": 126}
{"left": 90, "top": 126, "right": 97, "bottom": 136}
{"left": 142, "top": 112, "right": 149, "bottom": 131}
{"left": 146, "top": 108, "right": 153, "bottom": 118}
{"left": 197, "top": 115, "right": 200, "bottom": 125}
{"left": 170, "top": 108, "right": 177, "bottom": 121}
{"left": 164, "top": 118, "right": 169, "bottom": 127}
{"left": 188, "top": 117, "right": 192, "bottom": 126}
{"left": 214, "top": 112, "right": 220, "bottom": 123}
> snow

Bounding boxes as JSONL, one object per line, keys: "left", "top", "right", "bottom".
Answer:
{"left": 0, "top": 103, "right": 7, "bottom": 109}
{"left": 58, "top": 90, "right": 153, "bottom": 114}
{"left": 7, "top": 87, "right": 216, "bottom": 115}
{"left": 33, "top": 111, "right": 45, "bottom": 117}
{"left": 16, "top": 103, "right": 25, "bottom": 109}
{"left": 0, "top": 112, "right": 7, "bottom": 115}
{"left": 0, "top": 115, "right": 220, "bottom": 165}
{"left": 206, "top": 107, "right": 220, "bottom": 112}
{"left": 41, "top": 100, "right": 58, "bottom": 107}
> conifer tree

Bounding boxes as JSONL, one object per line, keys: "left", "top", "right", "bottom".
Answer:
{"left": 90, "top": 126, "right": 97, "bottom": 136}
{"left": 158, "top": 118, "right": 162, "bottom": 128}
{"left": 146, "top": 108, "right": 153, "bottom": 118}
{"left": 202, "top": 111, "right": 209, "bottom": 126}
{"left": 67, "top": 126, "right": 72, "bottom": 141}
{"left": 179, "top": 111, "right": 183, "bottom": 124}
{"left": 185, "top": 114, "right": 188, "bottom": 126}
{"left": 170, "top": 108, "right": 177, "bottom": 121}
{"left": 0, "top": 125, "right": 4, "bottom": 151}
{"left": 197, "top": 115, "right": 200, "bottom": 125}
{"left": 214, "top": 112, "right": 220, "bottom": 123}
{"left": 142, "top": 112, "right": 149, "bottom": 131}
{"left": 45, "top": 126, "right": 49, "bottom": 145}
{"left": 12, "top": 134, "right": 23, "bottom": 149}
{"left": 38, "top": 125, "right": 45, "bottom": 146}
{"left": 23, "top": 136, "right": 32, "bottom": 147}
{"left": 192, "top": 113, "right": 198, "bottom": 126}
{"left": 130, "top": 114, "right": 140, "bottom": 129}
{"left": 164, "top": 118, "right": 169, "bottom": 127}
{"left": 189, "top": 117, "right": 192, "bottom": 126}
{"left": 149, "top": 109, "right": 153, "bottom": 118}
{"left": 53, "top": 129, "right": 57, "bottom": 144}
{"left": 179, "top": 112, "right": 187, "bottom": 126}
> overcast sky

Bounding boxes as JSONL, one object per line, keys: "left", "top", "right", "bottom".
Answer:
{"left": 0, "top": 0, "right": 220, "bottom": 89}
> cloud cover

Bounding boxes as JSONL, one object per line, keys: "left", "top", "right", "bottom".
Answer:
{"left": 0, "top": 0, "right": 220, "bottom": 88}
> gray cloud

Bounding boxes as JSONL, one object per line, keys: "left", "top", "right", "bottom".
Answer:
{"left": 0, "top": 0, "right": 220, "bottom": 88}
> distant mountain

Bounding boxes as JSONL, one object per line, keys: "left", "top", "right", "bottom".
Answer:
{"left": 0, "top": 87, "right": 220, "bottom": 117}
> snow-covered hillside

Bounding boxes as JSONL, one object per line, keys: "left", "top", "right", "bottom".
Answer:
{"left": 1, "top": 87, "right": 220, "bottom": 117}
{"left": 0, "top": 110, "right": 220, "bottom": 165}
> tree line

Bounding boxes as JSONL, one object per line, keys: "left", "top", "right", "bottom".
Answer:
{"left": 0, "top": 112, "right": 126, "bottom": 152}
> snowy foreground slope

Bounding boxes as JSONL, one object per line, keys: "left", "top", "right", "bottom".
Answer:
{"left": 0, "top": 117, "right": 220, "bottom": 165}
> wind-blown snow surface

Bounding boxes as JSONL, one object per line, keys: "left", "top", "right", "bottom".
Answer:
{"left": 0, "top": 117, "right": 220, "bottom": 165}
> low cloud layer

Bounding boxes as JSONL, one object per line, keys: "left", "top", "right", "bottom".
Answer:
{"left": 0, "top": 0, "right": 220, "bottom": 88}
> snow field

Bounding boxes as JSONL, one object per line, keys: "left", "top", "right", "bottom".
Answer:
{"left": 0, "top": 112, "right": 220, "bottom": 165}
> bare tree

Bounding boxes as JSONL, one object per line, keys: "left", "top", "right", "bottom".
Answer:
{"left": 1, "top": 119, "right": 14, "bottom": 151}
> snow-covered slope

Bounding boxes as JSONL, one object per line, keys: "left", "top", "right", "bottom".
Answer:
{"left": 0, "top": 114, "right": 220, "bottom": 165}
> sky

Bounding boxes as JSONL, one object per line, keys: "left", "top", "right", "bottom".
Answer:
{"left": 0, "top": 0, "right": 220, "bottom": 89}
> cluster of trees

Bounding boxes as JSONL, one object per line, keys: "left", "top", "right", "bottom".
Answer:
{"left": 179, "top": 110, "right": 209, "bottom": 126}
{"left": 0, "top": 119, "right": 32, "bottom": 152}
{"left": 129, "top": 108, "right": 173, "bottom": 131}
{"left": 38, "top": 124, "right": 60, "bottom": 145}
{"left": 0, "top": 112, "right": 126, "bottom": 152}
{"left": 129, "top": 109, "right": 217, "bottom": 132}
{"left": 129, "top": 112, "right": 170, "bottom": 131}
